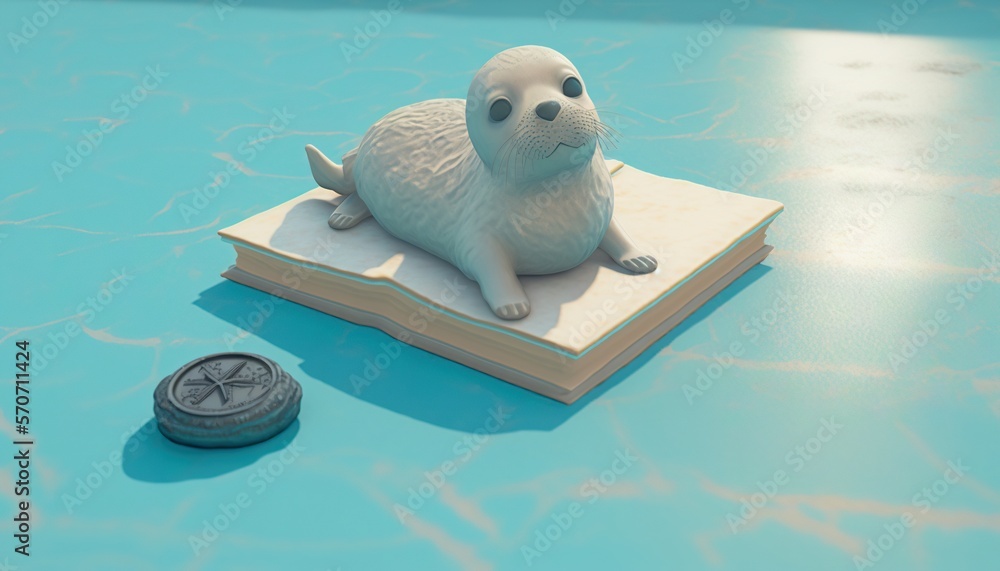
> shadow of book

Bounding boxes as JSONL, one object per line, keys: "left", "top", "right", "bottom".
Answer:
{"left": 192, "top": 263, "right": 768, "bottom": 434}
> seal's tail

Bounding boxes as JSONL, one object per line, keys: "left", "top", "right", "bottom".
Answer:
{"left": 305, "top": 144, "right": 357, "bottom": 194}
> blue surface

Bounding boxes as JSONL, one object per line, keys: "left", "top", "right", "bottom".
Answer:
{"left": 2, "top": 1, "right": 999, "bottom": 570}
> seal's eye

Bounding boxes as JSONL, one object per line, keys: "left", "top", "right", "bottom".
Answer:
{"left": 562, "top": 77, "right": 583, "bottom": 98}
{"left": 489, "top": 98, "right": 512, "bottom": 122}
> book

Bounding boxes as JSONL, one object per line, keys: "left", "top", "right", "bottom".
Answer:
{"left": 218, "top": 160, "right": 783, "bottom": 403}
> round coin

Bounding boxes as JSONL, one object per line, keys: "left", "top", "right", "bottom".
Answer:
{"left": 154, "top": 352, "right": 302, "bottom": 448}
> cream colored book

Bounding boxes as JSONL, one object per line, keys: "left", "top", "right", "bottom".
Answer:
{"left": 219, "top": 160, "right": 783, "bottom": 403}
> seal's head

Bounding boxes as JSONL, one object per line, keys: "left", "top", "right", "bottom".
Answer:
{"left": 466, "top": 45, "right": 605, "bottom": 182}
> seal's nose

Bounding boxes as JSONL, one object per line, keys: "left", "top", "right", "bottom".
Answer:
{"left": 535, "top": 100, "right": 561, "bottom": 121}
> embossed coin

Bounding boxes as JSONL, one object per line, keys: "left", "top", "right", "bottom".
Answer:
{"left": 154, "top": 352, "right": 302, "bottom": 448}
{"left": 168, "top": 353, "right": 276, "bottom": 416}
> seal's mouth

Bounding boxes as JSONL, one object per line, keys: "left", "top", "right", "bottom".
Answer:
{"left": 544, "top": 141, "right": 583, "bottom": 158}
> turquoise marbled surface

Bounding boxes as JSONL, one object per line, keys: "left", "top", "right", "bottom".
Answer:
{"left": 1, "top": 0, "right": 998, "bottom": 569}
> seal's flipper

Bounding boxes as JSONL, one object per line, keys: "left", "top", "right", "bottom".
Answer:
{"left": 465, "top": 240, "right": 531, "bottom": 320}
{"left": 600, "top": 217, "right": 658, "bottom": 274}
{"left": 306, "top": 144, "right": 357, "bottom": 194}
{"left": 328, "top": 193, "right": 372, "bottom": 230}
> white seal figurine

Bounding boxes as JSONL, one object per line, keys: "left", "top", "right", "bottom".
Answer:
{"left": 305, "top": 45, "right": 657, "bottom": 320}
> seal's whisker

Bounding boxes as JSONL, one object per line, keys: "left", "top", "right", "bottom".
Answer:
{"left": 597, "top": 131, "right": 619, "bottom": 151}
{"left": 589, "top": 106, "right": 632, "bottom": 117}
{"left": 502, "top": 144, "right": 513, "bottom": 186}
{"left": 514, "top": 137, "right": 529, "bottom": 186}
{"left": 491, "top": 122, "right": 531, "bottom": 178}
{"left": 512, "top": 149, "right": 520, "bottom": 186}
{"left": 597, "top": 130, "right": 620, "bottom": 146}
{"left": 504, "top": 131, "right": 526, "bottom": 185}
{"left": 596, "top": 120, "right": 624, "bottom": 138}
{"left": 595, "top": 123, "right": 621, "bottom": 145}
{"left": 497, "top": 139, "right": 519, "bottom": 183}
{"left": 509, "top": 150, "right": 519, "bottom": 186}
{"left": 597, "top": 113, "right": 639, "bottom": 132}
{"left": 500, "top": 130, "right": 525, "bottom": 186}
{"left": 518, "top": 145, "right": 529, "bottom": 182}
{"left": 598, "top": 123, "right": 624, "bottom": 139}
{"left": 586, "top": 106, "right": 636, "bottom": 125}
{"left": 492, "top": 136, "right": 517, "bottom": 179}
{"left": 593, "top": 120, "right": 620, "bottom": 149}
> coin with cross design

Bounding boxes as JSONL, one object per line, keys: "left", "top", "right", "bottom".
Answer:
{"left": 167, "top": 353, "right": 277, "bottom": 416}
{"left": 155, "top": 352, "right": 302, "bottom": 447}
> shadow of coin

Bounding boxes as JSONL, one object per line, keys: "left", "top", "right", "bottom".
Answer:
{"left": 121, "top": 418, "right": 301, "bottom": 483}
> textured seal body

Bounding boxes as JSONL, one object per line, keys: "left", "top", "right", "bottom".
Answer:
{"left": 353, "top": 98, "right": 613, "bottom": 277}
{"left": 306, "top": 45, "right": 657, "bottom": 320}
